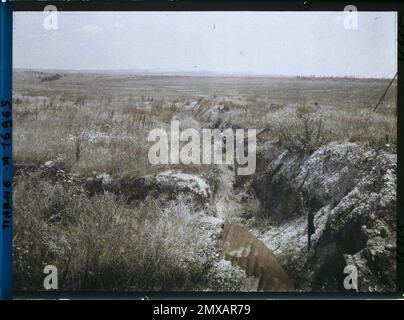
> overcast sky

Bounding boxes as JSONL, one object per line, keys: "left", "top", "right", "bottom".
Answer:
{"left": 13, "top": 11, "right": 397, "bottom": 78}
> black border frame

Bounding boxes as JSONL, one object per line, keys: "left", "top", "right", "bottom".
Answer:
{"left": 9, "top": 0, "right": 404, "bottom": 12}
{"left": 9, "top": 0, "right": 404, "bottom": 300}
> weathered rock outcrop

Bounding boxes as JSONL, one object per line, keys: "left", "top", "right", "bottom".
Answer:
{"left": 171, "top": 114, "right": 202, "bottom": 130}
{"left": 247, "top": 142, "right": 396, "bottom": 292}
{"left": 198, "top": 104, "right": 238, "bottom": 129}
{"left": 105, "top": 170, "right": 215, "bottom": 213}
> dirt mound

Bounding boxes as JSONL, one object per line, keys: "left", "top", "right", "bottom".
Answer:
{"left": 247, "top": 141, "right": 396, "bottom": 291}
{"left": 105, "top": 170, "right": 215, "bottom": 213}
{"left": 40, "top": 73, "right": 63, "bottom": 82}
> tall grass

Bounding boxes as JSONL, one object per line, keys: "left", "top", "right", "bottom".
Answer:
{"left": 13, "top": 175, "right": 220, "bottom": 291}
{"left": 270, "top": 103, "right": 396, "bottom": 154}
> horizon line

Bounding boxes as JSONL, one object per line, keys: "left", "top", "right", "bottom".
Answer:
{"left": 12, "top": 67, "right": 397, "bottom": 80}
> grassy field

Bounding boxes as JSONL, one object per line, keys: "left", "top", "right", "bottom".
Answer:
{"left": 12, "top": 70, "right": 397, "bottom": 291}
{"left": 14, "top": 71, "right": 397, "bottom": 172}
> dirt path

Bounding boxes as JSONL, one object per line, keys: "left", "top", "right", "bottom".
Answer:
{"left": 213, "top": 164, "right": 237, "bottom": 220}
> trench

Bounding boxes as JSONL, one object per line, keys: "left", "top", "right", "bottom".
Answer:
{"left": 212, "top": 162, "right": 295, "bottom": 291}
